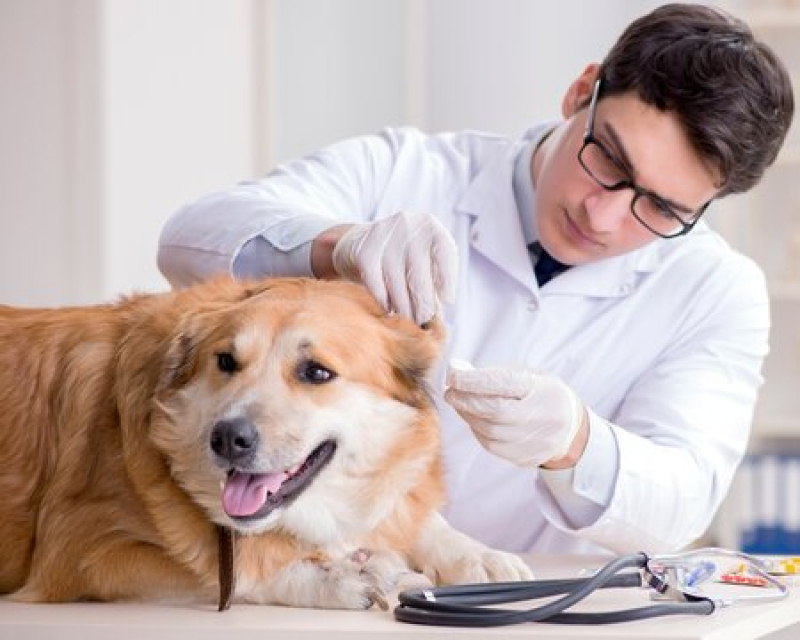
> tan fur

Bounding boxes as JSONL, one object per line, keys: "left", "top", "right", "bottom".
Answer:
{"left": 0, "top": 276, "right": 532, "bottom": 608}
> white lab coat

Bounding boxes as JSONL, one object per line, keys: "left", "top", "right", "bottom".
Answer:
{"left": 159, "top": 126, "right": 769, "bottom": 556}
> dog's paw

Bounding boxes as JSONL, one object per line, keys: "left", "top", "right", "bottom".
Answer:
{"left": 314, "top": 549, "right": 416, "bottom": 610}
{"left": 448, "top": 547, "right": 534, "bottom": 584}
{"left": 319, "top": 555, "right": 387, "bottom": 610}
{"left": 357, "top": 549, "right": 433, "bottom": 610}
{"left": 412, "top": 513, "right": 534, "bottom": 586}
{"left": 426, "top": 545, "right": 534, "bottom": 585}
{"left": 245, "top": 549, "right": 419, "bottom": 609}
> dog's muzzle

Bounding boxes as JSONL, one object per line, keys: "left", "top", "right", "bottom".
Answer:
{"left": 209, "top": 417, "right": 338, "bottom": 524}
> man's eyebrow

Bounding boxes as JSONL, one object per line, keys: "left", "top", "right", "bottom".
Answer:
{"left": 602, "top": 122, "right": 696, "bottom": 214}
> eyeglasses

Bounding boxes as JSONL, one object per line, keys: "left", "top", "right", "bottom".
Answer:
{"left": 578, "top": 79, "right": 711, "bottom": 239}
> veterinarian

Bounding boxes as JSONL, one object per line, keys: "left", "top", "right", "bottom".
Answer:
{"left": 158, "top": 4, "right": 794, "bottom": 556}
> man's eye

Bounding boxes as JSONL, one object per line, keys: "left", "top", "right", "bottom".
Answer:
{"left": 639, "top": 195, "right": 681, "bottom": 222}
{"left": 296, "top": 360, "right": 336, "bottom": 385}
{"left": 217, "top": 352, "right": 239, "bottom": 374}
{"left": 656, "top": 200, "right": 680, "bottom": 220}
{"left": 585, "top": 141, "right": 628, "bottom": 185}
{"left": 598, "top": 152, "right": 627, "bottom": 179}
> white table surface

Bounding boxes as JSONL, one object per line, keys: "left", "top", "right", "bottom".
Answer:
{"left": 1, "top": 555, "right": 798, "bottom": 640}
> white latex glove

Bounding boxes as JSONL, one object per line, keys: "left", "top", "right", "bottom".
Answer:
{"left": 331, "top": 211, "right": 458, "bottom": 325}
{"left": 444, "top": 359, "right": 585, "bottom": 468}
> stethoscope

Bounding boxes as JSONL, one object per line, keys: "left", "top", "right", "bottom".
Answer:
{"left": 393, "top": 549, "right": 789, "bottom": 627}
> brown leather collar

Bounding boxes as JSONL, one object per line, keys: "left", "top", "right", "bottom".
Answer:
{"left": 217, "top": 525, "right": 236, "bottom": 611}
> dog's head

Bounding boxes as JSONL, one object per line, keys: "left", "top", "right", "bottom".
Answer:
{"left": 150, "top": 277, "right": 444, "bottom": 542}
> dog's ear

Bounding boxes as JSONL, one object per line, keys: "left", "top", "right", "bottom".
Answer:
{"left": 382, "top": 314, "right": 446, "bottom": 408}
{"left": 157, "top": 316, "right": 203, "bottom": 393}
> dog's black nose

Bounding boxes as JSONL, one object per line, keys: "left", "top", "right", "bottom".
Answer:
{"left": 210, "top": 418, "right": 259, "bottom": 465}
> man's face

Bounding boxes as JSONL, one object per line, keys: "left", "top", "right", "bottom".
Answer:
{"left": 533, "top": 77, "right": 719, "bottom": 265}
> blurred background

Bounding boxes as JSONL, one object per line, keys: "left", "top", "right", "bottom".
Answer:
{"left": 0, "top": 0, "right": 798, "bottom": 551}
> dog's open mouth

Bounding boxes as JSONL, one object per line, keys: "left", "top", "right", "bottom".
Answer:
{"left": 221, "top": 439, "right": 337, "bottom": 521}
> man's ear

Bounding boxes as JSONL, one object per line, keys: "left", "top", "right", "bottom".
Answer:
{"left": 562, "top": 63, "right": 600, "bottom": 118}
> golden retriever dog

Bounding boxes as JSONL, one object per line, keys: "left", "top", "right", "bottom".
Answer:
{"left": 0, "top": 276, "right": 531, "bottom": 609}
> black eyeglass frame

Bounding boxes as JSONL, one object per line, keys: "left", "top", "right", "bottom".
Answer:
{"left": 578, "top": 79, "right": 712, "bottom": 239}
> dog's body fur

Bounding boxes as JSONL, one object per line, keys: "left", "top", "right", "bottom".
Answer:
{"left": 0, "top": 277, "right": 530, "bottom": 608}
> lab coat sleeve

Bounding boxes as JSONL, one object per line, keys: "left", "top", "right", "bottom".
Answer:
{"left": 538, "top": 413, "right": 619, "bottom": 526}
{"left": 539, "top": 256, "right": 769, "bottom": 554}
{"left": 157, "top": 131, "right": 399, "bottom": 287}
{"left": 232, "top": 234, "right": 317, "bottom": 281}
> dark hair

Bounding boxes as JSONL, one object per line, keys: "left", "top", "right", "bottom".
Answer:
{"left": 598, "top": 3, "right": 794, "bottom": 197}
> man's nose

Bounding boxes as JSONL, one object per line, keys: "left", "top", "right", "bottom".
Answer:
{"left": 583, "top": 188, "right": 632, "bottom": 233}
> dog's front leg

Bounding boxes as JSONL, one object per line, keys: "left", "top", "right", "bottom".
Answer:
{"left": 410, "top": 512, "right": 533, "bottom": 585}
{"left": 237, "top": 548, "right": 416, "bottom": 610}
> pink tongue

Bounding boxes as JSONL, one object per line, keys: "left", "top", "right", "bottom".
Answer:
{"left": 223, "top": 470, "right": 288, "bottom": 517}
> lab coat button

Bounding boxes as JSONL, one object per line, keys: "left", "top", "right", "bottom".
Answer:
{"left": 527, "top": 299, "right": 538, "bottom": 312}
{"left": 471, "top": 230, "right": 480, "bottom": 242}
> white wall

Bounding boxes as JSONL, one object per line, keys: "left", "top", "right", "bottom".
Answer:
{"left": 423, "top": 0, "right": 666, "bottom": 135}
{"left": 265, "top": 0, "right": 411, "bottom": 165}
{"left": 0, "top": 0, "right": 95, "bottom": 306}
{"left": 0, "top": 0, "right": 255, "bottom": 305}
{"left": 101, "top": 0, "right": 256, "bottom": 299}
{"left": 264, "top": 0, "right": 668, "bottom": 163}
{"left": 0, "top": 0, "right": 672, "bottom": 305}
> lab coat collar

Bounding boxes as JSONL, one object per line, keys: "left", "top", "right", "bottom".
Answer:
{"left": 454, "top": 134, "right": 668, "bottom": 299}
{"left": 455, "top": 141, "right": 539, "bottom": 295}
{"left": 542, "top": 244, "right": 662, "bottom": 297}
{"left": 549, "top": 224, "right": 708, "bottom": 297}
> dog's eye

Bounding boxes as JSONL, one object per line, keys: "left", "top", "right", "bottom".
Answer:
{"left": 217, "top": 352, "right": 239, "bottom": 374}
{"left": 297, "top": 360, "right": 336, "bottom": 385}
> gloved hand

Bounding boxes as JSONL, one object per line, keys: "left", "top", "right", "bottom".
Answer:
{"left": 331, "top": 211, "right": 458, "bottom": 325}
{"left": 444, "top": 359, "right": 586, "bottom": 468}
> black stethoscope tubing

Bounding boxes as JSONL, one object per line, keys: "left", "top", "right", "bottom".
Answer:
{"left": 394, "top": 552, "right": 716, "bottom": 627}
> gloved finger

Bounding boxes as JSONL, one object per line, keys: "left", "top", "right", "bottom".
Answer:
{"left": 469, "top": 428, "right": 548, "bottom": 467}
{"left": 469, "top": 428, "right": 504, "bottom": 451}
{"left": 424, "top": 297, "right": 444, "bottom": 329}
{"left": 444, "top": 387, "right": 521, "bottom": 421}
{"left": 446, "top": 358, "right": 475, "bottom": 382}
{"left": 330, "top": 224, "right": 369, "bottom": 282}
{"left": 405, "top": 222, "right": 442, "bottom": 324}
{"left": 360, "top": 263, "right": 391, "bottom": 314}
{"left": 456, "top": 417, "right": 517, "bottom": 445}
{"left": 430, "top": 227, "right": 459, "bottom": 305}
{"left": 383, "top": 261, "right": 414, "bottom": 321}
{"left": 406, "top": 256, "right": 436, "bottom": 326}
{"left": 446, "top": 364, "right": 535, "bottom": 399}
